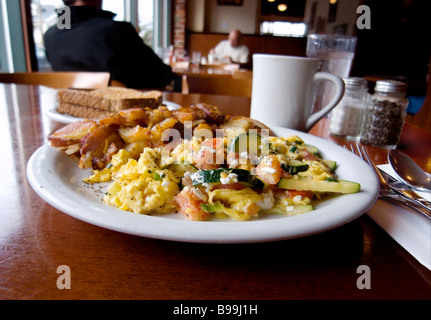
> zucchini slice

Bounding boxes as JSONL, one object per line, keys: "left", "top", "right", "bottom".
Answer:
{"left": 322, "top": 159, "right": 337, "bottom": 171}
{"left": 281, "top": 159, "right": 309, "bottom": 174}
{"left": 191, "top": 168, "right": 264, "bottom": 189}
{"left": 229, "top": 132, "right": 269, "bottom": 158}
{"left": 261, "top": 204, "right": 314, "bottom": 216}
{"left": 303, "top": 144, "right": 320, "bottom": 155}
{"left": 278, "top": 177, "right": 360, "bottom": 194}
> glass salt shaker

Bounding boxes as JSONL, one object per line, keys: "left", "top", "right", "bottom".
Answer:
{"left": 329, "top": 77, "right": 369, "bottom": 140}
{"left": 360, "top": 80, "right": 408, "bottom": 149}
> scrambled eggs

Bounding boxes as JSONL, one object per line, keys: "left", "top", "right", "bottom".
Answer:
{"left": 84, "top": 132, "right": 360, "bottom": 221}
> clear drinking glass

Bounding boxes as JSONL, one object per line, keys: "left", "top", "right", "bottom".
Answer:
{"left": 306, "top": 34, "right": 358, "bottom": 112}
{"left": 191, "top": 51, "right": 202, "bottom": 66}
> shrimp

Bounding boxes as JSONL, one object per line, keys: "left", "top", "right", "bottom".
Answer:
{"left": 174, "top": 187, "right": 210, "bottom": 221}
{"left": 193, "top": 138, "right": 224, "bottom": 170}
{"left": 255, "top": 155, "right": 282, "bottom": 185}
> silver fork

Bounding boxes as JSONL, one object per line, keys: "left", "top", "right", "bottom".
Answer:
{"left": 347, "top": 144, "right": 431, "bottom": 220}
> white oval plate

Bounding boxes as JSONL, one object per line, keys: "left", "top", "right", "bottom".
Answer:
{"left": 46, "top": 101, "right": 181, "bottom": 124}
{"left": 26, "top": 126, "right": 379, "bottom": 244}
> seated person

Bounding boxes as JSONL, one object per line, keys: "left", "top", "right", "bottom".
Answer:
{"left": 211, "top": 29, "right": 249, "bottom": 65}
{"left": 44, "top": 0, "right": 178, "bottom": 90}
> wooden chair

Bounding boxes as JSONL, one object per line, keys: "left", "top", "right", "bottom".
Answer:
{"left": 0, "top": 72, "right": 112, "bottom": 89}
{"left": 182, "top": 75, "right": 252, "bottom": 98}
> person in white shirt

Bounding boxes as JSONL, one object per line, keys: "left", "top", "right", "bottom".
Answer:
{"left": 211, "top": 29, "right": 249, "bottom": 65}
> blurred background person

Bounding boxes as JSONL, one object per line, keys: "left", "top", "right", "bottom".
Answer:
{"left": 44, "top": 0, "right": 179, "bottom": 90}
{"left": 211, "top": 29, "right": 249, "bottom": 66}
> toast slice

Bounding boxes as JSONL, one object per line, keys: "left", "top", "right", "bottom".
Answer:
{"left": 57, "top": 87, "right": 163, "bottom": 112}
{"left": 57, "top": 102, "right": 114, "bottom": 119}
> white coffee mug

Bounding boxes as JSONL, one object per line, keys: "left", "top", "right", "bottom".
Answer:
{"left": 250, "top": 54, "right": 345, "bottom": 132}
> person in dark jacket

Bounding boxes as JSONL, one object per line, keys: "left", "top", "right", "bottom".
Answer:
{"left": 44, "top": 0, "right": 177, "bottom": 89}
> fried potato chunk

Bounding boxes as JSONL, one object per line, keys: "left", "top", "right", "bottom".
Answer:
{"left": 79, "top": 125, "right": 123, "bottom": 169}
{"left": 48, "top": 120, "right": 97, "bottom": 148}
{"left": 49, "top": 104, "right": 227, "bottom": 171}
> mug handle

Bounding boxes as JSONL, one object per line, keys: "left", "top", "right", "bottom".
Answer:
{"left": 305, "top": 72, "right": 345, "bottom": 131}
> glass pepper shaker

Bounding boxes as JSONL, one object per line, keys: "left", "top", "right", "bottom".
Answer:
{"left": 329, "top": 77, "right": 369, "bottom": 140}
{"left": 360, "top": 80, "right": 408, "bottom": 149}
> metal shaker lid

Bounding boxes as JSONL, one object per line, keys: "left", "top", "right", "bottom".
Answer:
{"left": 343, "top": 77, "right": 368, "bottom": 89}
{"left": 374, "top": 80, "right": 407, "bottom": 93}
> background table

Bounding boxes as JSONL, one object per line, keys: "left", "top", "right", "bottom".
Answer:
{"left": 172, "top": 64, "right": 237, "bottom": 79}
{"left": 0, "top": 84, "right": 430, "bottom": 301}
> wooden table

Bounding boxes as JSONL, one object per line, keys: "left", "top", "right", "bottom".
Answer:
{"left": 172, "top": 64, "right": 237, "bottom": 79}
{"left": 1, "top": 84, "right": 430, "bottom": 303}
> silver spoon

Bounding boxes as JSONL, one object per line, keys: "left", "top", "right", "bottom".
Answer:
{"left": 388, "top": 150, "right": 431, "bottom": 193}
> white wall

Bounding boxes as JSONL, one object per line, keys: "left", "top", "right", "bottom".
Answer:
{"left": 187, "top": 0, "right": 205, "bottom": 32}
{"left": 204, "top": 0, "right": 258, "bottom": 34}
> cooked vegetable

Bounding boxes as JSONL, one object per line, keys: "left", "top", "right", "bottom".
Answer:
{"left": 322, "top": 159, "right": 337, "bottom": 171}
{"left": 191, "top": 168, "right": 264, "bottom": 190}
{"left": 261, "top": 204, "right": 314, "bottom": 215}
{"left": 229, "top": 132, "right": 269, "bottom": 159}
{"left": 278, "top": 177, "right": 360, "bottom": 194}
{"left": 281, "top": 159, "right": 309, "bottom": 174}
{"left": 201, "top": 201, "right": 223, "bottom": 213}
{"left": 303, "top": 144, "right": 319, "bottom": 155}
